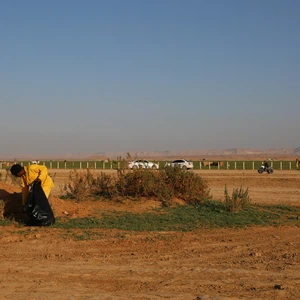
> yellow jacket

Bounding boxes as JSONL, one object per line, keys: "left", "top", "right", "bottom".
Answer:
{"left": 20, "top": 164, "right": 54, "bottom": 205}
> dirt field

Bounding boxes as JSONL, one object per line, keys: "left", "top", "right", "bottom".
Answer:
{"left": 0, "top": 169, "right": 300, "bottom": 299}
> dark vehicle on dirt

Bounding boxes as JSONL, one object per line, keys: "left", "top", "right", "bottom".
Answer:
{"left": 258, "top": 164, "right": 274, "bottom": 174}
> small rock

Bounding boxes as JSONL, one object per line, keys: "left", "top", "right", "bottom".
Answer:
{"left": 250, "top": 251, "right": 262, "bottom": 257}
{"left": 196, "top": 295, "right": 211, "bottom": 300}
{"left": 274, "top": 284, "right": 284, "bottom": 290}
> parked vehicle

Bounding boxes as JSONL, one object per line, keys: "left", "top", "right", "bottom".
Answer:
{"left": 127, "top": 159, "right": 159, "bottom": 170}
{"left": 164, "top": 159, "right": 194, "bottom": 170}
{"left": 257, "top": 164, "right": 274, "bottom": 174}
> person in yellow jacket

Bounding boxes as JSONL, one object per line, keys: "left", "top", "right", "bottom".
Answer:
{"left": 10, "top": 163, "right": 54, "bottom": 205}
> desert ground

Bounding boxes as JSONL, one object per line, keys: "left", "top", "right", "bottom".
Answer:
{"left": 0, "top": 168, "right": 300, "bottom": 299}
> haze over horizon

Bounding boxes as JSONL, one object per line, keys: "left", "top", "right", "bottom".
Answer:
{"left": 1, "top": 0, "right": 299, "bottom": 157}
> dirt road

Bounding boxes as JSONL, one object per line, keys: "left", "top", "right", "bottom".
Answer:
{"left": 0, "top": 169, "right": 300, "bottom": 299}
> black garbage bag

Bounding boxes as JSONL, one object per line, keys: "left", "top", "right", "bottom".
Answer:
{"left": 23, "top": 181, "right": 55, "bottom": 226}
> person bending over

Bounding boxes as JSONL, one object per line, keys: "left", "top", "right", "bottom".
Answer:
{"left": 10, "top": 163, "right": 54, "bottom": 205}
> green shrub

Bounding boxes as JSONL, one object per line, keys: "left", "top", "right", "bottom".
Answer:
{"left": 62, "top": 170, "right": 97, "bottom": 201}
{"left": 224, "top": 185, "right": 251, "bottom": 212}
{"left": 61, "top": 168, "right": 211, "bottom": 205}
{"left": 94, "top": 171, "right": 118, "bottom": 198}
{"left": 117, "top": 169, "right": 174, "bottom": 204}
{"left": 165, "top": 167, "right": 211, "bottom": 204}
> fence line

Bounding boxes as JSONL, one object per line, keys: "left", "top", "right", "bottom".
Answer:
{"left": 0, "top": 160, "right": 298, "bottom": 171}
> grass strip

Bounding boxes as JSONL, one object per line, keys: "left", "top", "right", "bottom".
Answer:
{"left": 52, "top": 201, "right": 300, "bottom": 231}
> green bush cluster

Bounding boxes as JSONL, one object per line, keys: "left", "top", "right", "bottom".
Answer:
{"left": 224, "top": 185, "right": 251, "bottom": 212}
{"left": 62, "top": 168, "right": 211, "bottom": 205}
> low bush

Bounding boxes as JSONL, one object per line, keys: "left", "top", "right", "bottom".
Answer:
{"left": 165, "top": 167, "right": 211, "bottom": 204}
{"left": 61, "top": 168, "right": 211, "bottom": 205}
{"left": 62, "top": 169, "right": 96, "bottom": 201}
{"left": 224, "top": 185, "right": 251, "bottom": 212}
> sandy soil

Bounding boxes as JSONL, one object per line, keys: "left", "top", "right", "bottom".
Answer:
{"left": 0, "top": 169, "right": 300, "bottom": 299}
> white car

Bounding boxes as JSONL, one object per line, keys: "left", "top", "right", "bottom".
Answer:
{"left": 127, "top": 159, "right": 159, "bottom": 170}
{"left": 164, "top": 159, "right": 194, "bottom": 170}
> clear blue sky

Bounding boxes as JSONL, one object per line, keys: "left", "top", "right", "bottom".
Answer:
{"left": 1, "top": 0, "right": 299, "bottom": 157}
